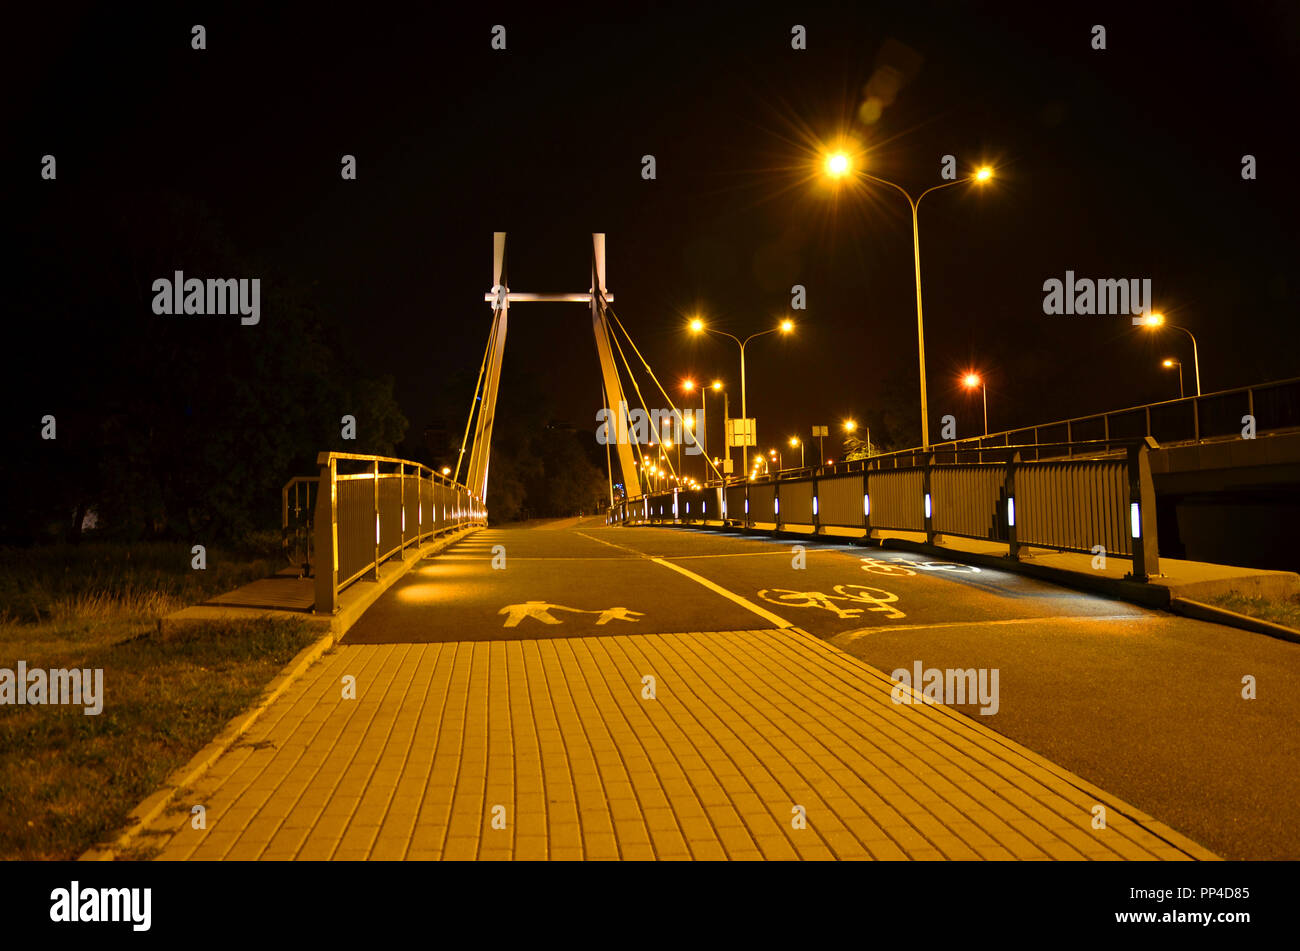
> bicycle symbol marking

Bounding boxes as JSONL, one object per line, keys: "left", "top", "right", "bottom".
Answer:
{"left": 756, "top": 584, "right": 906, "bottom": 620}
{"left": 857, "top": 558, "right": 917, "bottom": 577}
{"left": 859, "top": 557, "right": 981, "bottom": 576}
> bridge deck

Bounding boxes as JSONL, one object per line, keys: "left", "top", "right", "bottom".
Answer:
{"left": 116, "top": 521, "right": 1255, "bottom": 861}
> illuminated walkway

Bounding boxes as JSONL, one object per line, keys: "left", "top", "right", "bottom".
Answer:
{"left": 132, "top": 624, "right": 1214, "bottom": 860}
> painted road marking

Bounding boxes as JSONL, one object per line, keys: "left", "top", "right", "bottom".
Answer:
{"left": 576, "top": 530, "right": 796, "bottom": 628}
{"left": 498, "top": 601, "right": 646, "bottom": 627}
{"left": 829, "top": 612, "right": 1152, "bottom": 644}
{"left": 757, "top": 584, "right": 906, "bottom": 620}
{"left": 650, "top": 558, "right": 795, "bottom": 629}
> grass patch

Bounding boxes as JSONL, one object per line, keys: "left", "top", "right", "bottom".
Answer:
{"left": 0, "top": 541, "right": 317, "bottom": 859}
{"left": 0, "top": 540, "right": 285, "bottom": 625}
{"left": 1207, "top": 592, "right": 1300, "bottom": 631}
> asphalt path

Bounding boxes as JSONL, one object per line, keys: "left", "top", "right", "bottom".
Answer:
{"left": 343, "top": 518, "right": 1300, "bottom": 860}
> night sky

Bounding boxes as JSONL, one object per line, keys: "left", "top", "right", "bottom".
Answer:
{"left": 8, "top": 1, "right": 1298, "bottom": 463}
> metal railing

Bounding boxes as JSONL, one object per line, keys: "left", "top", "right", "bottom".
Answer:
{"left": 926, "top": 376, "right": 1300, "bottom": 462}
{"left": 282, "top": 476, "right": 319, "bottom": 574}
{"left": 312, "top": 452, "right": 487, "bottom": 614}
{"left": 610, "top": 437, "right": 1161, "bottom": 581}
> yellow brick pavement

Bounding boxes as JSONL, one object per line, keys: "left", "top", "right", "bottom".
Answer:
{"left": 136, "top": 628, "right": 1216, "bottom": 860}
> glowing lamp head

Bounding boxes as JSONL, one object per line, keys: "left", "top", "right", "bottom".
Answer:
{"left": 689, "top": 318, "right": 705, "bottom": 333}
{"left": 1162, "top": 359, "right": 1174, "bottom": 368}
{"left": 789, "top": 437, "right": 799, "bottom": 447}
{"left": 844, "top": 420, "right": 857, "bottom": 432}
{"left": 1143, "top": 313, "right": 1166, "bottom": 328}
{"left": 780, "top": 319, "right": 794, "bottom": 333}
{"left": 975, "top": 166, "right": 993, "bottom": 182}
{"left": 825, "top": 152, "right": 851, "bottom": 178}
{"left": 682, "top": 379, "right": 695, "bottom": 392}
{"left": 963, "top": 373, "right": 981, "bottom": 388}
{"left": 711, "top": 380, "right": 722, "bottom": 391}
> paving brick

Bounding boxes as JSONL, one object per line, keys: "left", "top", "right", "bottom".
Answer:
{"left": 138, "top": 629, "right": 1215, "bottom": 863}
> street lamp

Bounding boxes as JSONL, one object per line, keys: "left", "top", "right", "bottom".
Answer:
{"left": 681, "top": 377, "right": 720, "bottom": 483}
{"left": 1141, "top": 313, "right": 1201, "bottom": 396}
{"left": 690, "top": 317, "right": 794, "bottom": 479}
{"left": 1162, "top": 358, "right": 1184, "bottom": 399}
{"left": 789, "top": 436, "right": 804, "bottom": 468}
{"left": 962, "top": 372, "right": 988, "bottom": 436}
{"left": 823, "top": 154, "right": 995, "bottom": 448}
{"left": 769, "top": 447, "right": 782, "bottom": 472}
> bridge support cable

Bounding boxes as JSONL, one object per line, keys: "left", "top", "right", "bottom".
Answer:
{"left": 595, "top": 291, "right": 657, "bottom": 488}
{"left": 454, "top": 304, "right": 496, "bottom": 486}
{"left": 601, "top": 384, "right": 615, "bottom": 507}
{"left": 604, "top": 308, "right": 678, "bottom": 487}
{"left": 606, "top": 305, "right": 726, "bottom": 485}
{"left": 589, "top": 235, "right": 642, "bottom": 501}
{"left": 466, "top": 233, "right": 510, "bottom": 502}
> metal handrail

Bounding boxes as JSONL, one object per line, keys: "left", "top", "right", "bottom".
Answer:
{"left": 310, "top": 452, "right": 487, "bottom": 613}
{"left": 924, "top": 376, "right": 1300, "bottom": 457}
{"left": 611, "top": 437, "right": 1161, "bottom": 580}
{"left": 317, "top": 451, "right": 471, "bottom": 492}
{"left": 281, "top": 476, "right": 319, "bottom": 573}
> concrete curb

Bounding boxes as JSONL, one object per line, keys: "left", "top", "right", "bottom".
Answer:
{"left": 1168, "top": 597, "right": 1300, "bottom": 645}
{"left": 80, "top": 525, "right": 479, "bottom": 861}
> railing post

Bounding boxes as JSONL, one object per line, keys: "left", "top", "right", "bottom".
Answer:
{"left": 1194, "top": 395, "right": 1202, "bottom": 441}
{"left": 417, "top": 469, "right": 424, "bottom": 540}
{"left": 1006, "top": 451, "right": 1020, "bottom": 562}
{"left": 862, "top": 469, "right": 871, "bottom": 540}
{"left": 923, "top": 453, "right": 935, "bottom": 544}
{"left": 774, "top": 479, "right": 782, "bottom": 532}
{"left": 1127, "top": 439, "right": 1160, "bottom": 582}
{"left": 369, "top": 460, "right": 380, "bottom": 581}
{"left": 313, "top": 456, "right": 339, "bottom": 614}
{"left": 812, "top": 473, "right": 821, "bottom": 535}
{"left": 399, "top": 463, "right": 406, "bottom": 553}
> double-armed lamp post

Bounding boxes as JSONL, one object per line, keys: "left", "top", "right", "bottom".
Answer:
{"left": 690, "top": 317, "right": 794, "bottom": 478}
{"left": 823, "top": 152, "right": 994, "bottom": 449}
{"left": 1141, "top": 313, "right": 1201, "bottom": 397}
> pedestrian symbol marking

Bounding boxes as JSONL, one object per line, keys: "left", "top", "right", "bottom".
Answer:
{"left": 498, "top": 601, "right": 646, "bottom": 627}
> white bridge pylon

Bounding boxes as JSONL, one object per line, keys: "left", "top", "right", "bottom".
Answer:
{"left": 461, "top": 233, "right": 642, "bottom": 505}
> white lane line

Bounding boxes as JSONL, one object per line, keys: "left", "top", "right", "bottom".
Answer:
{"left": 575, "top": 530, "right": 795, "bottom": 629}
{"left": 829, "top": 613, "right": 1152, "bottom": 644}
{"left": 650, "top": 558, "right": 794, "bottom": 629}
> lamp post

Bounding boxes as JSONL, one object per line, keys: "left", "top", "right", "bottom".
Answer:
{"left": 1162, "top": 358, "right": 1184, "bottom": 399}
{"left": 705, "top": 380, "right": 720, "bottom": 480}
{"left": 789, "top": 436, "right": 804, "bottom": 468}
{"left": 823, "top": 153, "right": 994, "bottom": 448}
{"left": 962, "top": 372, "right": 988, "bottom": 436}
{"left": 690, "top": 317, "right": 793, "bottom": 478}
{"left": 842, "top": 419, "right": 859, "bottom": 463}
{"left": 1141, "top": 314, "right": 1200, "bottom": 396}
